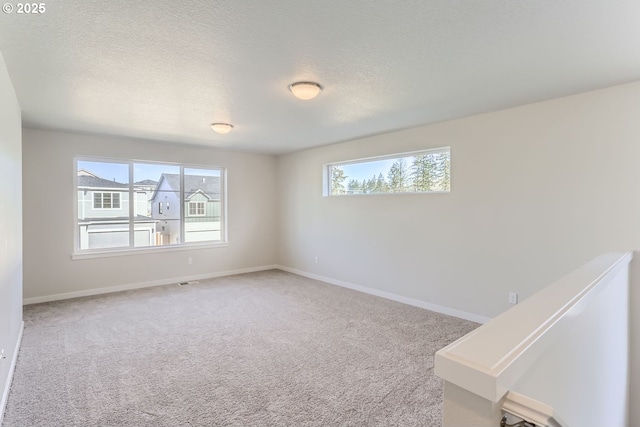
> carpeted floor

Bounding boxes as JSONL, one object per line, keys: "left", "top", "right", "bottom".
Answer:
{"left": 3, "top": 270, "right": 477, "bottom": 426}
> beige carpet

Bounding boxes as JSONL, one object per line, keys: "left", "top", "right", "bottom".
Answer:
{"left": 3, "top": 270, "right": 477, "bottom": 426}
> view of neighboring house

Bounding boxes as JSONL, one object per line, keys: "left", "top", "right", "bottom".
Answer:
{"left": 77, "top": 168, "right": 221, "bottom": 250}
{"left": 134, "top": 179, "right": 158, "bottom": 217}
{"left": 77, "top": 169, "right": 157, "bottom": 250}
{"left": 151, "top": 173, "right": 222, "bottom": 245}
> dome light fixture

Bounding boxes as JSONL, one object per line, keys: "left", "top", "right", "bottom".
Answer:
{"left": 289, "top": 81, "right": 322, "bottom": 100}
{"left": 210, "top": 123, "right": 233, "bottom": 134}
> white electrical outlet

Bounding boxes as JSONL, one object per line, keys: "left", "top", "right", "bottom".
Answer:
{"left": 188, "top": 257, "right": 193, "bottom": 265}
{"left": 314, "top": 256, "right": 319, "bottom": 264}
{"left": 508, "top": 292, "right": 518, "bottom": 305}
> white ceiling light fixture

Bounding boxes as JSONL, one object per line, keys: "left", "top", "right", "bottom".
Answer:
{"left": 289, "top": 81, "right": 322, "bottom": 100}
{"left": 210, "top": 123, "right": 233, "bottom": 134}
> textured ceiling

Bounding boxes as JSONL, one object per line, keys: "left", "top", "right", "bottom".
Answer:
{"left": 1, "top": 0, "right": 639, "bottom": 154}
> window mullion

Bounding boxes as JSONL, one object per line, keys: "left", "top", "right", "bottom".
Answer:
{"left": 180, "top": 165, "right": 185, "bottom": 245}
{"left": 76, "top": 158, "right": 224, "bottom": 252}
{"left": 129, "top": 162, "right": 134, "bottom": 247}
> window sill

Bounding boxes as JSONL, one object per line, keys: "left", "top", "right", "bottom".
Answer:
{"left": 71, "top": 241, "right": 229, "bottom": 260}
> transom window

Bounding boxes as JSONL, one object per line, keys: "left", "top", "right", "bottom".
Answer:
{"left": 325, "top": 147, "right": 450, "bottom": 196}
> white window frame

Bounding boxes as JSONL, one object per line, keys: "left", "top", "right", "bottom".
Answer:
{"left": 188, "top": 201, "right": 206, "bottom": 216}
{"left": 93, "top": 192, "right": 121, "bottom": 209}
{"left": 73, "top": 156, "right": 228, "bottom": 259}
{"left": 323, "top": 147, "right": 450, "bottom": 197}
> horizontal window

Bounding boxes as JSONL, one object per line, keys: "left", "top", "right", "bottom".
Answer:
{"left": 326, "top": 147, "right": 450, "bottom": 196}
{"left": 76, "top": 159, "right": 225, "bottom": 253}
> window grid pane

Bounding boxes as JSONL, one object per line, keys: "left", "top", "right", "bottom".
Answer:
{"left": 183, "top": 168, "right": 222, "bottom": 243}
{"left": 77, "top": 159, "right": 224, "bottom": 251}
{"left": 93, "top": 193, "right": 102, "bottom": 209}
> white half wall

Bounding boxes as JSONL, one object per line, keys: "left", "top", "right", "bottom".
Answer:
{"left": 630, "top": 254, "right": 640, "bottom": 425}
{"left": 436, "top": 252, "right": 631, "bottom": 426}
{"left": 21, "top": 128, "right": 278, "bottom": 300}
{"left": 0, "top": 51, "right": 23, "bottom": 424}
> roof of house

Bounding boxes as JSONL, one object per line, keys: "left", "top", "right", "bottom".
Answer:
{"left": 77, "top": 169, "right": 99, "bottom": 178}
{"left": 152, "top": 174, "right": 220, "bottom": 201}
{"left": 78, "top": 215, "right": 155, "bottom": 223}
{"left": 134, "top": 179, "right": 158, "bottom": 186}
{"left": 77, "top": 175, "right": 128, "bottom": 189}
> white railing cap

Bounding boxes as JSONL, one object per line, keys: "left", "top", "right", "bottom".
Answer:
{"left": 435, "top": 251, "right": 632, "bottom": 401}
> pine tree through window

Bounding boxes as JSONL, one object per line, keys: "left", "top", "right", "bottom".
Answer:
{"left": 326, "top": 148, "right": 450, "bottom": 196}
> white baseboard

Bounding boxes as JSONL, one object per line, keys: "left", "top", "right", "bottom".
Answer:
{"left": 1, "top": 321, "right": 24, "bottom": 427}
{"left": 23, "top": 265, "right": 279, "bottom": 305}
{"left": 275, "top": 265, "right": 490, "bottom": 324}
{"left": 22, "top": 263, "right": 490, "bottom": 324}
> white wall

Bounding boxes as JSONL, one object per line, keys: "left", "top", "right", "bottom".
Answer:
{"left": 277, "top": 81, "right": 640, "bottom": 318}
{"left": 0, "top": 52, "right": 23, "bottom": 422}
{"left": 22, "top": 128, "right": 278, "bottom": 300}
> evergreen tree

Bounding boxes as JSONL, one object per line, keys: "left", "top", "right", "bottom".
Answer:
{"left": 410, "top": 152, "right": 451, "bottom": 192}
{"left": 375, "top": 173, "right": 388, "bottom": 193}
{"left": 331, "top": 166, "right": 347, "bottom": 195}
{"left": 365, "top": 175, "right": 377, "bottom": 193}
{"left": 438, "top": 152, "right": 451, "bottom": 191}
{"left": 388, "top": 158, "right": 410, "bottom": 192}
{"left": 347, "top": 179, "right": 362, "bottom": 194}
{"left": 411, "top": 154, "right": 438, "bottom": 192}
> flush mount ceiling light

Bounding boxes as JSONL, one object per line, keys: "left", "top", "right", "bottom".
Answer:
{"left": 210, "top": 123, "right": 233, "bottom": 134}
{"left": 289, "top": 81, "right": 322, "bottom": 100}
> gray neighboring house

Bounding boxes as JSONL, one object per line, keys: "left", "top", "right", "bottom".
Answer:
{"left": 133, "top": 179, "right": 159, "bottom": 217}
{"left": 151, "top": 173, "right": 222, "bottom": 245}
{"left": 77, "top": 170, "right": 157, "bottom": 250}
